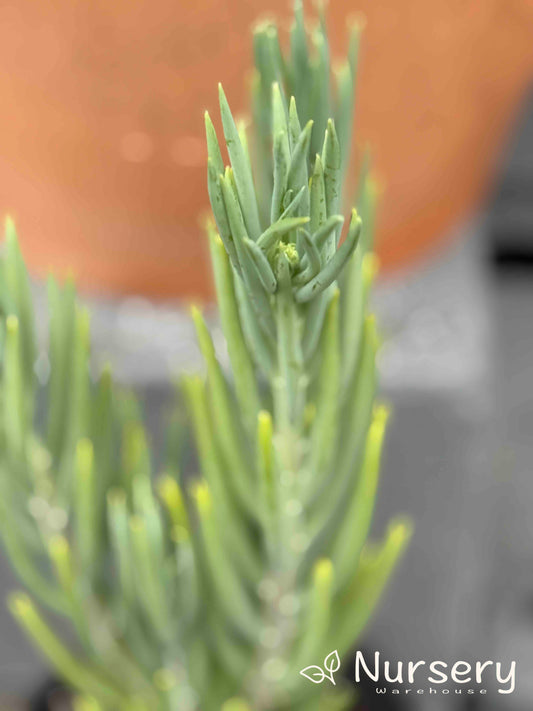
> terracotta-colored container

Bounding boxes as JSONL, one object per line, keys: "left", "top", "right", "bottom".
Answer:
{"left": 1, "top": 0, "right": 533, "bottom": 298}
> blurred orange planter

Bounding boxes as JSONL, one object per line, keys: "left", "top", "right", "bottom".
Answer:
{"left": 1, "top": 0, "right": 533, "bottom": 298}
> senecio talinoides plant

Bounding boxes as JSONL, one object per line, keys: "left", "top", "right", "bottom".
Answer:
{"left": 0, "top": 3, "right": 411, "bottom": 710}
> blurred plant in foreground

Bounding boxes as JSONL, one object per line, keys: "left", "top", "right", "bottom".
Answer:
{"left": 0, "top": 3, "right": 411, "bottom": 709}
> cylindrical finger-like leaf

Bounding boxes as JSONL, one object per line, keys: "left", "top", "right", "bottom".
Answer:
{"left": 275, "top": 252, "right": 304, "bottom": 425}
{"left": 191, "top": 306, "right": 262, "bottom": 522}
{"left": 309, "top": 24, "right": 330, "bottom": 157}
{"left": 290, "top": 0, "right": 311, "bottom": 121}
{"left": 245, "top": 238, "right": 277, "bottom": 294}
{"left": 8, "top": 593, "right": 126, "bottom": 705}
{"left": 3, "top": 218, "right": 36, "bottom": 386}
{"left": 321, "top": 120, "right": 341, "bottom": 248}
{"left": 279, "top": 185, "right": 307, "bottom": 220}
{"left": 288, "top": 96, "right": 302, "bottom": 152}
{"left": 309, "top": 290, "right": 340, "bottom": 477}
{"left": 293, "top": 230, "right": 321, "bottom": 286}
{"left": 48, "top": 535, "right": 91, "bottom": 650}
{"left": 157, "top": 474, "right": 189, "bottom": 534}
{"left": 0, "top": 503, "right": 63, "bottom": 612}
{"left": 107, "top": 489, "right": 136, "bottom": 606}
{"left": 257, "top": 215, "right": 309, "bottom": 252}
{"left": 271, "top": 129, "right": 290, "bottom": 224}
{"left": 220, "top": 171, "right": 276, "bottom": 340}
{"left": 205, "top": 110, "right": 225, "bottom": 176}
{"left": 307, "top": 313, "right": 378, "bottom": 521}
{"left": 292, "top": 558, "right": 334, "bottom": 672}
{"left": 57, "top": 306, "right": 91, "bottom": 499}
{"left": 295, "top": 210, "right": 361, "bottom": 303}
{"left": 312, "top": 215, "right": 345, "bottom": 252}
{"left": 287, "top": 120, "right": 313, "bottom": 197}
{"left": 47, "top": 276, "right": 76, "bottom": 466}
{"left": 309, "top": 154, "right": 326, "bottom": 235}
{"left": 219, "top": 84, "right": 262, "bottom": 240}
{"left": 271, "top": 83, "right": 289, "bottom": 153}
{"left": 192, "top": 483, "right": 259, "bottom": 640}
{"left": 3, "top": 316, "right": 26, "bottom": 462}
{"left": 129, "top": 515, "right": 170, "bottom": 639}
{"left": 341, "top": 251, "right": 379, "bottom": 393}
{"left": 335, "top": 63, "right": 354, "bottom": 182}
{"left": 234, "top": 277, "right": 275, "bottom": 377}
{"left": 182, "top": 374, "right": 261, "bottom": 583}
{"left": 330, "top": 405, "right": 390, "bottom": 591}
{"left": 207, "top": 159, "right": 240, "bottom": 272}
{"left": 74, "top": 439, "right": 97, "bottom": 584}
{"left": 208, "top": 229, "right": 261, "bottom": 428}
{"left": 332, "top": 518, "right": 413, "bottom": 656}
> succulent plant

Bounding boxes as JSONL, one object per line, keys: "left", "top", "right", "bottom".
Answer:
{"left": 0, "top": 3, "right": 411, "bottom": 710}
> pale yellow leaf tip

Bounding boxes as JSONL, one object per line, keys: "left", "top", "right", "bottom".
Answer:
{"left": 258, "top": 409, "right": 272, "bottom": 430}
{"left": 368, "top": 404, "right": 390, "bottom": 447}
{"left": 222, "top": 699, "right": 251, "bottom": 711}
{"left": 389, "top": 516, "right": 414, "bottom": 545}
{"left": 363, "top": 252, "right": 380, "bottom": 282}
{"left": 6, "top": 314, "right": 19, "bottom": 333}
{"left": 347, "top": 12, "right": 367, "bottom": 33}
{"left": 313, "top": 557, "right": 334, "bottom": 586}
{"left": 191, "top": 481, "right": 212, "bottom": 516}
{"left": 48, "top": 533, "right": 69, "bottom": 554}
{"left": 7, "top": 591, "right": 33, "bottom": 619}
{"left": 73, "top": 697, "right": 101, "bottom": 711}
{"left": 153, "top": 667, "right": 177, "bottom": 692}
{"left": 189, "top": 303, "right": 202, "bottom": 322}
{"left": 5, "top": 214, "right": 16, "bottom": 237}
{"left": 76, "top": 438, "right": 94, "bottom": 471}
{"left": 373, "top": 403, "right": 391, "bottom": 425}
{"left": 351, "top": 207, "right": 362, "bottom": 226}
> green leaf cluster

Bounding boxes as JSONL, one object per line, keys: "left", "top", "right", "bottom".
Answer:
{"left": 0, "top": 3, "right": 411, "bottom": 710}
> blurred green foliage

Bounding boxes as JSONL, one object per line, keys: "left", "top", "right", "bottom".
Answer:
{"left": 0, "top": 3, "right": 411, "bottom": 709}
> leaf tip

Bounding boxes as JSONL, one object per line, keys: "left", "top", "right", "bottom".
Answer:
{"left": 5, "top": 214, "right": 16, "bottom": 239}
{"left": 191, "top": 480, "right": 212, "bottom": 516}
{"left": 314, "top": 557, "right": 334, "bottom": 586}
{"left": 362, "top": 252, "right": 380, "bottom": 283}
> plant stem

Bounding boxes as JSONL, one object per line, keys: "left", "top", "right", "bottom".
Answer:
{"left": 252, "top": 283, "right": 311, "bottom": 710}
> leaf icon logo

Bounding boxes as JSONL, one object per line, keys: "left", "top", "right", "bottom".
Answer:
{"left": 299, "top": 665, "right": 327, "bottom": 684}
{"left": 300, "top": 650, "right": 341, "bottom": 685}
{"left": 324, "top": 650, "right": 341, "bottom": 680}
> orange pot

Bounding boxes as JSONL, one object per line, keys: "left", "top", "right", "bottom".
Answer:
{"left": 1, "top": 0, "right": 533, "bottom": 298}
